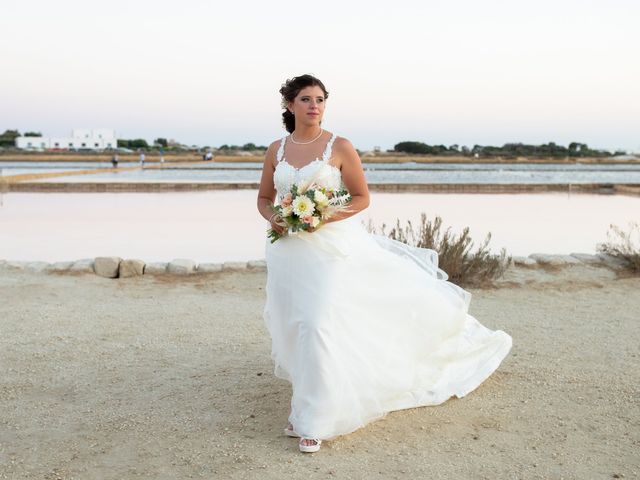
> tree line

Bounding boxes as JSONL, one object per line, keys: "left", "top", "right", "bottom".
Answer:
{"left": 393, "top": 141, "right": 626, "bottom": 158}
{"left": 0, "top": 129, "right": 629, "bottom": 157}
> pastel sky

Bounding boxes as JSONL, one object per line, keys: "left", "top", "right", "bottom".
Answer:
{"left": 1, "top": 0, "right": 638, "bottom": 151}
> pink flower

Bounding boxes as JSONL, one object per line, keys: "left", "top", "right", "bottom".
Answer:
{"left": 302, "top": 215, "right": 313, "bottom": 224}
{"left": 282, "top": 193, "right": 293, "bottom": 206}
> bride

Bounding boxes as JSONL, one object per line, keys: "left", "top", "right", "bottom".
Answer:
{"left": 256, "top": 74, "right": 513, "bottom": 453}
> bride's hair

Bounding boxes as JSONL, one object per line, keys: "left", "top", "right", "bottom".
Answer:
{"left": 279, "top": 74, "right": 329, "bottom": 133}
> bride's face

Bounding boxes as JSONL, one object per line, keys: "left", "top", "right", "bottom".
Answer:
{"left": 288, "top": 85, "right": 326, "bottom": 127}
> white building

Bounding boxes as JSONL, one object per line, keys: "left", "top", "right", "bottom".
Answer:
{"left": 15, "top": 129, "right": 117, "bottom": 151}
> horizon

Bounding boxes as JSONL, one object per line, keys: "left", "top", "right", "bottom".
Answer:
{"left": 5, "top": 128, "right": 634, "bottom": 154}
{"left": 1, "top": 1, "right": 638, "bottom": 153}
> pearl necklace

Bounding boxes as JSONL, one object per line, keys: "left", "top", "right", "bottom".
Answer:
{"left": 290, "top": 128, "right": 323, "bottom": 145}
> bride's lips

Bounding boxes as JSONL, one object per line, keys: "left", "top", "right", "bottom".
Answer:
{"left": 307, "top": 112, "right": 319, "bottom": 116}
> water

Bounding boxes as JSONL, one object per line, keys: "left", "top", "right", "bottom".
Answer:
{"left": 2, "top": 161, "right": 640, "bottom": 184}
{"left": 1, "top": 191, "right": 638, "bottom": 262}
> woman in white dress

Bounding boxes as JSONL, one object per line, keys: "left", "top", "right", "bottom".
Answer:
{"left": 256, "top": 74, "right": 513, "bottom": 453}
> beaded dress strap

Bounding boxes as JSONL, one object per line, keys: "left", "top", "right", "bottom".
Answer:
{"left": 276, "top": 135, "right": 287, "bottom": 163}
{"left": 321, "top": 133, "right": 337, "bottom": 163}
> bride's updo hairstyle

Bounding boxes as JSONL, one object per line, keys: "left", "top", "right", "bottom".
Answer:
{"left": 280, "top": 74, "right": 329, "bottom": 133}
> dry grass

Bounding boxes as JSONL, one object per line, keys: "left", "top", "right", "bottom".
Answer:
{"left": 366, "top": 213, "right": 511, "bottom": 288}
{"left": 597, "top": 222, "right": 640, "bottom": 273}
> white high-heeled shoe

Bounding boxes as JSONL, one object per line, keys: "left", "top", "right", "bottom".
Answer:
{"left": 284, "top": 423, "right": 300, "bottom": 438}
{"left": 299, "top": 437, "right": 322, "bottom": 453}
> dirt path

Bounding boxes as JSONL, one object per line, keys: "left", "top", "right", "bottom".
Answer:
{"left": 1, "top": 264, "right": 638, "bottom": 479}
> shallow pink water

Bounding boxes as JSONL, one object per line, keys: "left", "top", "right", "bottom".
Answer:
{"left": 0, "top": 191, "right": 638, "bottom": 262}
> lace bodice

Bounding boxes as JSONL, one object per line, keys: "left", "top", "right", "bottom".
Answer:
{"left": 273, "top": 132, "right": 343, "bottom": 202}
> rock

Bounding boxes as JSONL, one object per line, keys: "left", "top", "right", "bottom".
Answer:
{"left": 46, "top": 261, "right": 74, "bottom": 272}
{"left": 569, "top": 253, "right": 602, "bottom": 264}
{"left": 223, "top": 261, "right": 247, "bottom": 271}
{"left": 247, "top": 259, "right": 267, "bottom": 270}
{"left": 596, "top": 253, "right": 630, "bottom": 268}
{"left": 167, "top": 259, "right": 196, "bottom": 274}
{"left": 4, "top": 261, "right": 28, "bottom": 271}
{"left": 120, "top": 259, "right": 145, "bottom": 277}
{"left": 511, "top": 256, "right": 536, "bottom": 267}
{"left": 197, "top": 263, "right": 223, "bottom": 273}
{"left": 69, "top": 258, "right": 95, "bottom": 273}
{"left": 25, "top": 261, "right": 49, "bottom": 273}
{"left": 144, "top": 262, "right": 168, "bottom": 274}
{"left": 529, "top": 254, "right": 581, "bottom": 266}
{"left": 94, "top": 256, "right": 122, "bottom": 278}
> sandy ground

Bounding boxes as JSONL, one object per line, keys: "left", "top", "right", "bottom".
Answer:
{"left": 0, "top": 263, "right": 638, "bottom": 480}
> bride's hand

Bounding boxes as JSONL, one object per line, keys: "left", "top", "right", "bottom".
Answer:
{"left": 270, "top": 214, "right": 287, "bottom": 235}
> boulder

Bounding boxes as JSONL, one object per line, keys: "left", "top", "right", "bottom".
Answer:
{"left": 247, "top": 259, "right": 267, "bottom": 270}
{"left": 25, "top": 262, "right": 49, "bottom": 273}
{"left": 4, "top": 261, "right": 28, "bottom": 271}
{"left": 511, "top": 256, "right": 536, "bottom": 267}
{"left": 69, "top": 259, "right": 95, "bottom": 273}
{"left": 596, "top": 253, "right": 630, "bottom": 269}
{"left": 569, "top": 253, "right": 602, "bottom": 265}
{"left": 144, "top": 262, "right": 168, "bottom": 274}
{"left": 223, "top": 261, "right": 247, "bottom": 271}
{"left": 94, "top": 256, "right": 122, "bottom": 278}
{"left": 120, "top": 259, "right": 145, "bottom": 277}
{"left": 529, "top": 254, "right": 581, "bottom": 266}
{"left": 167, "top": 259, "right": 196, "bottom": 274}
{"left": 46, "top": 261, "right": 74, "bottom": 272}
{"left": 197, "top": 263, "right": 223, "bottom": 273}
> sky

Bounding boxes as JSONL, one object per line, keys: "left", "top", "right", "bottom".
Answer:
{"left": 1, "top": 0, "right": 638, "bottom": 152}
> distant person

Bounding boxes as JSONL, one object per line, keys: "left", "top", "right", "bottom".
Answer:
{"left": 205, "top": 151, "right": 213, "bottom": 161}
{"left": 139, "top": 152, "right": 146, "bottom": 168}
{"left": 111, "top": 153, "right": 119, "bottom": 169}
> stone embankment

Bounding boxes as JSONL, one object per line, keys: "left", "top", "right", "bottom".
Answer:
{"left": 0, "top": 257, "right": 267, "bottom": 277}
{"left": 0, "top": 253, "right": 632, "bottom": 278}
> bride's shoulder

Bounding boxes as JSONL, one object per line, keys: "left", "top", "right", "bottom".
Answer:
{"left": 332, "top": 135, "right": 359, "bottom": 160}
{"left": 327, "top": 135, "right": 361, "bottom": 170}
{"left": 267, "top": 135, "right": 287, "bottom": 150}
{"left": 267, "top": 135, "right": 289, "bottom": 152}
{"left": 264, "top": 136, "right": 287, "bottom": 167}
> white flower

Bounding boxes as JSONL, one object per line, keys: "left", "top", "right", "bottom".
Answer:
{"left": 311, "top": 216, "right": 320, "bottom": 228}
{"left": 297, "top": 179, "right": 311, "bottom": 193}
{"left": 292, "top": 195, "right": 315, "bottom": 217}
{"left": 314, "top": 190, "right": 329, "bottom": 208}
{"left": 281, "top": 205, "right": 293, "bottom": 217}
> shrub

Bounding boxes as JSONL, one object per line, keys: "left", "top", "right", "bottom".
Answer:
{"left": 366, "top": 213, "right": 511, "bottom": 288}
{"left": 597, "top": 222, "right": 640, "bottom": 273}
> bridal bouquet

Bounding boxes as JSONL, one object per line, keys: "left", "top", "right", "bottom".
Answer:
{"left": 267, "top": 181, "right": 352, "bottom": 243}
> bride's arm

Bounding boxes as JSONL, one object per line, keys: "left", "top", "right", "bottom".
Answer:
{"left": 325, "top": 137, "right": 370, "bottom": 224}
{"left": 257, "top": 142, "right": 283, "bottom": 230}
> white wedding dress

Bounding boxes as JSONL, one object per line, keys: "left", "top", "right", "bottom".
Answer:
{"left": 263, "top": 132, "right": 512, "bottom": 441}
